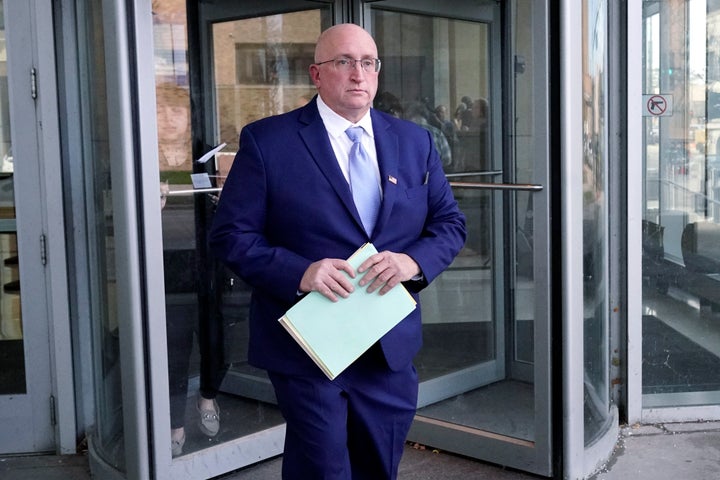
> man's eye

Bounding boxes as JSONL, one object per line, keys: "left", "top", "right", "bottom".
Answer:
{"left": 336, "top": 59, "right": 351, "bottom": 66}
{"left": 361, "top": 60, "right": 374, "bottom": 69}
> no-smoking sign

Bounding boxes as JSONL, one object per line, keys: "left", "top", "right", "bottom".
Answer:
{"left": 642, "top": 94, "right": 673, "bottom": 117}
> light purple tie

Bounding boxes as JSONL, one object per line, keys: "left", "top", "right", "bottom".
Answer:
{"left": 346, "top": 126, "right": 380, "bottom": 235}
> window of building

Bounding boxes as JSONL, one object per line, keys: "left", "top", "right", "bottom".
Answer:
{"left": 235, "top": 43, "right": 315, "bottom": 85}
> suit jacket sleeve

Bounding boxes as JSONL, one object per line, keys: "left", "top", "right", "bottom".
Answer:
{"left": 208, "top": 124, "right": 313, "bottom": 304}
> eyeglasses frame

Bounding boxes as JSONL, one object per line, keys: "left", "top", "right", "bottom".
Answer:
{"left": 314, "top": 57, "right": 382, "bottom": 73}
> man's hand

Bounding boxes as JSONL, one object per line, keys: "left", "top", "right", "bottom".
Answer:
{"left": 357, "top": 252, "right": 420, "bottom": 295}
{"left": 299, "top": 258, "right": 356, "bottom": 302}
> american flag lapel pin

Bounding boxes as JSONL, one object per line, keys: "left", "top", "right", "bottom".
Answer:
{"left": 388, "top": 175, "right": 397, "bottom": 185}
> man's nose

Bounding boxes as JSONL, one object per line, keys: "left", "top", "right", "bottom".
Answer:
{"left": 349, "top": 61, "right": 365, "bottom": 78}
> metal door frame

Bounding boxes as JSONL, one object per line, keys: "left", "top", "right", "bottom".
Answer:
{"left": 0, "top": 0, "right": 75, "bottom": 455}
{"left": 149, "top": 2, "right": 342, "bottom": 479}
{"left": 139, "top": 0, "right": 556, "bottom": 477}
{"left": 363, "top": 1, "right": 554, "bottom": 476}
{"left": 363, "top": 0, "right": 511, "bottom": 411}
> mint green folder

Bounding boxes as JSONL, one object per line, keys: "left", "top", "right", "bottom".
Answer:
{"left": 278, "top": 243, "right": 417, "bottom": 380}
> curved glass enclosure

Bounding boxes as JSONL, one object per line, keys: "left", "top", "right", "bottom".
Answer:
{"left": 582, "top": 0, "right": 612, "bottom": 446}
{"left": 75, "top": 0, "right": 624, "bottom": 478}
{"left": 562, "top": 1, "right": 617, "bottom": 476}
{"left": 76, "top": 0, "right": 126, "bottom": 473}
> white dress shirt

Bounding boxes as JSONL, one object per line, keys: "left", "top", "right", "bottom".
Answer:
{"left": 316, "top": 95, "right": 382, "bottom": 197}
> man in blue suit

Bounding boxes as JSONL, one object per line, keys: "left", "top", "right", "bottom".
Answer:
{"left": 209, "top": 23, "right": 466, "bottom": 479}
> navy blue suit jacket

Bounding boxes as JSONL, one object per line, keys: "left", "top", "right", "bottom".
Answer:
{"left": 209, "top": 97, "right": 466, "bottom": 376}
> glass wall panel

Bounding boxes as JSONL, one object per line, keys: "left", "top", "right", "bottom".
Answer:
{"left": 76, "top": 0, "right": 126, "bottom": 472}
{"left": 582, "top": 0, "right": 611, "bottom": 445}
{"left": 512, "top": 0, "right": 542, "bottom": 370}
{"left": 642, "top": 0, "right": 720, "bottom": 406}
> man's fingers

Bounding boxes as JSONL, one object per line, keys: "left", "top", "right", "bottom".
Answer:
{"left": 357, "top": 251, "right": 420, "bottom": 294}
{"left": 300, "top": 253, "right": 417, "bottom": 300}
{"left": 322, "top": 272, "right": 354, "bottom": 300}
{"left": 300, "top": 258, "right": 356, "bottom": 301}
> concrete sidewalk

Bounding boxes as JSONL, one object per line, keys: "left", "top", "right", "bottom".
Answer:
{"left": 223, "top": 443, "right": 541, "bottom": 479}
{"left": 2, "top": 422, "right": 720, "bottom": 479}
{"left": 589, "top": 421, "right": 720, "bottom": 480}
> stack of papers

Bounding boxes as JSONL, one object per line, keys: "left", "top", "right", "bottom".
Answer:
{"left": 279, "top": 243, "right": 417, "bottom": 380}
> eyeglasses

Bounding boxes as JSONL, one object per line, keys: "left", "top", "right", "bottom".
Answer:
{"left": 314, "top": 57, "right": 382, "bottom": 73}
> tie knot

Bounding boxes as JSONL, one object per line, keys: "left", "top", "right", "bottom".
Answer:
{"left": 345, "top": 126, "right": 364, "bottom": 143}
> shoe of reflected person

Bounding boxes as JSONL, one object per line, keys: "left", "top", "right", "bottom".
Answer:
{"left": 171, "top": 431, "right": 185, "bottom": 458}
{"left": 197, "top": 397, "right": 220, "bottom": 437}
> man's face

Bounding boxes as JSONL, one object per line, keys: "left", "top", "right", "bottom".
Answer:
{"left": 309, "top": 25, "right": 379, "bottom": 123}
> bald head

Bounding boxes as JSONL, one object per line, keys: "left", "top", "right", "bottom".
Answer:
{"left": 314, "top": 24, "right": 377, "bottom": 63}
{"left": 309, "top": 23, "right": 380, "bottom": 123}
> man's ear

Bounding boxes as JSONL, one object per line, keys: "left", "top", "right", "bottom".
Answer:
{"left": 308, "top": 65, "right": 322, "bottom": 88}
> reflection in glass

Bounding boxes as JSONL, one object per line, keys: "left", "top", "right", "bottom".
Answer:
{"left": 213, "top": 11, "right": 321, "bottom": 154}
{"left": 76, "top": 0, "right": 126, "bottom": 472}
{"left": 0, "top": 232, "right": 23, "bottom": 395}
{"left": 154, "top": 4, "right": 330, "bottom": 458}
{"left": 372, "top": 9, "right": 494, "bottom": 385}
{"left": 582, "top": 0, "right": 610, "bottom": 445}
{"left": 373, "top": 6, "right": 494, "bottom": 376}
{"left": 642, "top": 0, "right": 720, "bottom": 406}
{"left": 371, "top": 5, "right": 541, "bottom": 443}
{"left": 512, "top": 0, "right": 541, "bottom": 369}
{"left": 0, "top": 4, "right": 24, "bottom": 396}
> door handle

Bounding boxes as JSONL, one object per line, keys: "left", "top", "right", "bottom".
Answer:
{"left": 449, "top": 181, "right": 543, "bottom": 191}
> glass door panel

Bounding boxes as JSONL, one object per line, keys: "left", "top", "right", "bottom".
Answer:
{"left": 208, "top": 8, "right": 330, "bottom": 402}
{"left": 209, "top": 6, "right": 327, "bottom": 385}
{"left": 152, "top": 0, "right": 333, "bottom": 466}
{"left": 369, "top": 6, "right": 504, "bottom": 406}
{"left": 369, "top": 1, "right": 553, "bottom": 476}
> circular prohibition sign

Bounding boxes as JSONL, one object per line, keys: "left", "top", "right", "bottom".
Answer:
{"left": 646, "top": 95, "right": 667, "bottom": 116}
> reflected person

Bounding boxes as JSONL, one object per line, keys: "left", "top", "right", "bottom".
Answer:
{"left": 156, "top": 83, "right": 224, "bottom": 457}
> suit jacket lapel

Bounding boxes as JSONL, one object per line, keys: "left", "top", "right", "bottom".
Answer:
{"left": 371, "top": 110, "right": 399, "bottom": 236}
{"left": 298, "top": 100, "right": 364, "bottom": 231}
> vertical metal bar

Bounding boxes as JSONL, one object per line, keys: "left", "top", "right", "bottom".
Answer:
{"left": 560, "top": 0, "right": 585, "bottom": 478}
{"left": 100, "top": 0, "right": 149, "bottom": 477}
{"left": 626, "top": 0, "right": 644, "bottom": 425}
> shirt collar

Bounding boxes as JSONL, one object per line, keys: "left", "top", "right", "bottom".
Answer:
{"left": 316, "top": 95, "right": 374, "bottom": 139}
